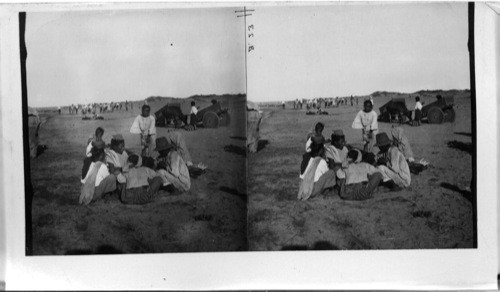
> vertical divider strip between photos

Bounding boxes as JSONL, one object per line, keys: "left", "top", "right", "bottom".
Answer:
{"left": 468, "top": 2, "right": 477, "bottom": 249}
{"left": 19, "top": 11, "right": 33, "bottom": 256}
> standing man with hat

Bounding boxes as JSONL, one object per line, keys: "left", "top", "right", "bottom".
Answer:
{"left": 375, "top": 132, "right": 411, "bottom": 188}
{"left": 352, "top": 100, "right": 378, "bottom": 152}
{"left": 130, "top": 104, "right": 156, "bottom": 157}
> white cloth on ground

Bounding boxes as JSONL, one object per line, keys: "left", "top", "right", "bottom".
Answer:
{"left": 300, "top": 157, "right": 329, "bottom": 182}
{"left": 81, "top": 162, "right": 110, "bottom": 187}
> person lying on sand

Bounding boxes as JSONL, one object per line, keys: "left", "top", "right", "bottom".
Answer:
{"left": 120, "top": 154, "right": 163, "bottom": 205}
{"left": 130, "top": 104, "right": 156, "bottom": 157}
{"left": 374, "top": 132, "right": 411, "bottom": 189}
{"left": 298, "top": 136, "right": 336, "bottom": 201}
{"left": 390, "top": 126, "right": 429, "bottom": 174}
{"left": 352, "top": 100, "right": 378, "bottom": 152}
{"left": 336, "top": 149, "right": 384, "bottom": 201}
{"left": 155, "top": 137, "right": 191, "bottom": 192}
{"left": 79, "top": 141, "right": 117, "bottom": 205}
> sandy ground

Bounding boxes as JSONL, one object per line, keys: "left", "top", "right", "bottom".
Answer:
{"left": 29, "top": 97, "right": 247, "bottom": 255}
{"left": 248, "top": 92, "right": 474, "bottom": 250}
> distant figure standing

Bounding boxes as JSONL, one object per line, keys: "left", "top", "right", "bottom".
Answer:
{"left": 58, "top": 106, "right": 61, "bottom": 115}
{"left": 282, "top": 101, "right": 285, "bottom": 109}
{"left": 190, "top": 101, "right": 198, "bottom": 128}
{"left": 350, "top": 95, "right": 354, "bottom": 106}
{"left": 413, "top": 96, "right": 423, "bottom": 126}
{"left": 125, "top": 100, "right": 128, "bottom": 111}
{"left": 352, "top": 100, "right": 378, "bottom": 152}
{"left": 130, "top": 104, "right": 156, "bottom": 157}
{"left": 356, "top": 97, "right": 359, "bottom": 106}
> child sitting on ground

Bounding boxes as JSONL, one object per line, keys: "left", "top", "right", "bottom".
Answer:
{"left": 120, "top": 154, "right": 163, "bottom": 205}
{"left": 86, "top": 127, "right": 105, "bottom": 157}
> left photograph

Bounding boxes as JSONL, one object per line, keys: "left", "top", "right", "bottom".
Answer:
{"left": 21, "top": 8, "right": 247, "bottom": 255}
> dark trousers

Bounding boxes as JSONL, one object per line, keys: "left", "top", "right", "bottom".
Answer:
{"left": 340, "top": 172, "right": 383, "bottom": 201}
{"left": 121, "top": 176, "right": 163, "bottom": 205}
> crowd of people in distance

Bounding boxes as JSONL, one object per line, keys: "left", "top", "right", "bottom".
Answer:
{"left": 68, "top": 101, "right": 134, "bottom": 120}
{"left": 298, "top": 100, "right": 429, "bottom": 201}
{"left": 80, "top": 104, "right": 205, "bottom": 206}
{"left": 288, "top": 96, "right": 360, "bottom": 110}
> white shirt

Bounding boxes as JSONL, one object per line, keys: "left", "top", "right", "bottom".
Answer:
{"left": 81, "top": 162, "right": 110, "bottom": 186}
{"left": 345, "top": 162, "right": 380, "bottom": 185}
{"left": 352, "top": 110, "right": 378, "bottom": 132}
{"left": 305, "top": 137, "right": 312, "bottom": 152}
{"left": 415, "top": 101, "right": 423, "bottom": 111}
{"left": 130, "top": 115, "right": 156, "bottom": 135}
{"left": 325, "top": 145, "right": 348, "bottom": 164}
{"left": 86, "top": 141, "right": 93, "bottom": 157}
{"left": 300, "top": 158, "right": 329, "bottom": 182}
{"left": 190, "top": 106, "right": 198, "bottom": 115}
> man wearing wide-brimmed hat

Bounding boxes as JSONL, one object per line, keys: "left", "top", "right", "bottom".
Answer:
{"left": 375, "top": 132, "right": 411, "bottom": 188}
{"left": 155, "top": 136, "right": 191, "bottom": 192}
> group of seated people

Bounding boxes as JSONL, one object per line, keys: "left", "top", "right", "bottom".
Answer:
{"left": 79, "top": 127, "right": 194, "bottom": 205}
{"left": 298, "top": 122, "right": 428, "bottom": 201}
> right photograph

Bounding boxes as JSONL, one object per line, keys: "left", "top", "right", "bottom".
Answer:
{"left": 247, "top": 2, "right": 476, "bottom": 250}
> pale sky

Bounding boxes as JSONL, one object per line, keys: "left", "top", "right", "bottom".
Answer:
{"left": 247, "top": 3, "right": 470, "bottom": 102}
{"left": 26, "top": 8, "right": 246, "bottom": 107}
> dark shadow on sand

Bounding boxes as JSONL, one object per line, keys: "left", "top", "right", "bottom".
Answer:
{"left": 219, "top": 186, "right": 247, "bottom": 201}
{"left": 281, "top": 240, "right": 340, "bottom": 251}
{"left": 257, "top": 139, "right": 269, "bottom": 152}
{"left": 454, "top": 132, "right": 472, "bottom": 137}
{"left": 440, "top": 182, "right": 473, "bottom": 203}
{"left": 223, "top": 144, "right": 246, "bottom": 157}
{"left": 65, "top": 244, "right": 123, "bottom": 255}
{"left": 447, "top": 140, "right": 473, "bottom": 155}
